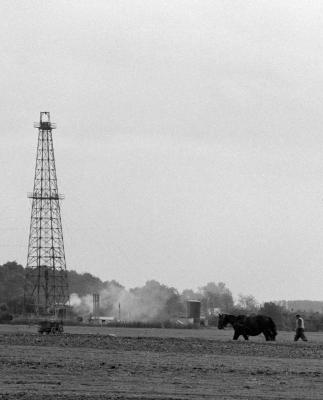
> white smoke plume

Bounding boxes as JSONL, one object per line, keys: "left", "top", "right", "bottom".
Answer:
{"left": 70, "top": 280, "right": 182, "bottom": 322}
{"left": 70, "top": 293, "right": 93, "bottom": 315}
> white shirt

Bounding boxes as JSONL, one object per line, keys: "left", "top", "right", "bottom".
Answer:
{"left": 296, "top": 317, "right": 304, "bottom": 329}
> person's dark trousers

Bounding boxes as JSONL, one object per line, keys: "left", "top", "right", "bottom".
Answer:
{"left": 294, "top": 328, "right": 308, "bottom": 341}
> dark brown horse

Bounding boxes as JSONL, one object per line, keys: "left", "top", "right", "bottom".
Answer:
{"left": 218, "top": 314, "right": 277, "bottom": 341}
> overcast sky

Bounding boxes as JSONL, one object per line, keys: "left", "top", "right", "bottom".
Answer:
{"left": 1, "top": 1, "right": 323, "bottom": 302}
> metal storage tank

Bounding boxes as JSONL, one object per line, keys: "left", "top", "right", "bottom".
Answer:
{"left": 186, "top": 300, "right": 201, "bottom": 326}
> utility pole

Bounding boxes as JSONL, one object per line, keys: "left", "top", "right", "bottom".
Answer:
{"left": 25, "top": 112, "right": 69, "bottom": 317}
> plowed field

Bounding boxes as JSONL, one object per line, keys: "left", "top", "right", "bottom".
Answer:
{"left": 0, "top": 325, "right": 322, "bottom": 399}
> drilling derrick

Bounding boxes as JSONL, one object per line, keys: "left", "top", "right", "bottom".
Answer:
{"left": 25, "top": 112, "right": 69, "bottom": 316}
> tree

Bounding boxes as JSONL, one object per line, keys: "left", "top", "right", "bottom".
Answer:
{"left": 165, "top": 290, "right": 185, "bottom": 317}
{"left": 0, "top": 262, "right": 25, "bottom": 313}
{"left": 199, "top": 282, "right": 234, "bottom": 314}
{"left": 68, "top": 270, "right": 104, "bottom": 296}
{"left": 181, "top": 289, "right": 200, "bottom": 301}
{"left": 237, "top": 294, "right": 258, "bottom": 313}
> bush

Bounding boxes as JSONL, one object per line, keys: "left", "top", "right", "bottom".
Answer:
{"left": 0, "top": 311, "right": 13, "bottom": 323}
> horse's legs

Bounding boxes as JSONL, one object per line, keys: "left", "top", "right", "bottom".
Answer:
{"left": 233, "top": 330, "right": 240, "bottom": 340}
{"left": 271, "top": 329, "right": 277, "bottom": 341}
{"left": 243, "top": 334, "right": 249, "bottom": 340}
{"left": 263, "top": 330, "right": 271, "bottom": 341}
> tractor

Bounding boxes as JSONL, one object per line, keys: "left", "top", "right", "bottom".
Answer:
{"left": 38, "top": 320, "right": 64, "bottom": 334}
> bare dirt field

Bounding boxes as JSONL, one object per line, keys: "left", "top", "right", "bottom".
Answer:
{"left": 0, "top": 325, "right": 322, "bottom": 399}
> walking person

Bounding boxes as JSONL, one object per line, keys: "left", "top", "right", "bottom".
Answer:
{"left": 294, "top": 314, "right": 308, "bottom": 342}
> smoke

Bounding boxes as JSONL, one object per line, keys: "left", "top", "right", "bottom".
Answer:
{"left": 70, "top": 280, "right": 181, "bottom": 322}
{"left": 70, "top": 293, "right": 93, "bottom": 315}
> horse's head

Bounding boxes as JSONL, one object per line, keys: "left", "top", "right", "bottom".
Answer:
{"left": 217, "top": 313, "right": 228, "bottom": 329}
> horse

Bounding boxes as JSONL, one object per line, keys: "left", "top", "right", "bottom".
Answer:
{"left": 217, "top": 313, "right": 277, "bottom": 341}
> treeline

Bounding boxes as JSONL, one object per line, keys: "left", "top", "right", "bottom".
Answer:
{"left": 0, "top": 261, "right": 124, "bottom": 315}
{"left": 0, "top": 262, "right": 236, "bottom": 321}
{"left": 1, "top": 261, "right": 323, "bottom": 331}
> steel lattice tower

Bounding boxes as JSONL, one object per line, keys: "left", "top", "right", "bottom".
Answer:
{"left": 25, "top": 112, "right": 69, "bottom": 316}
